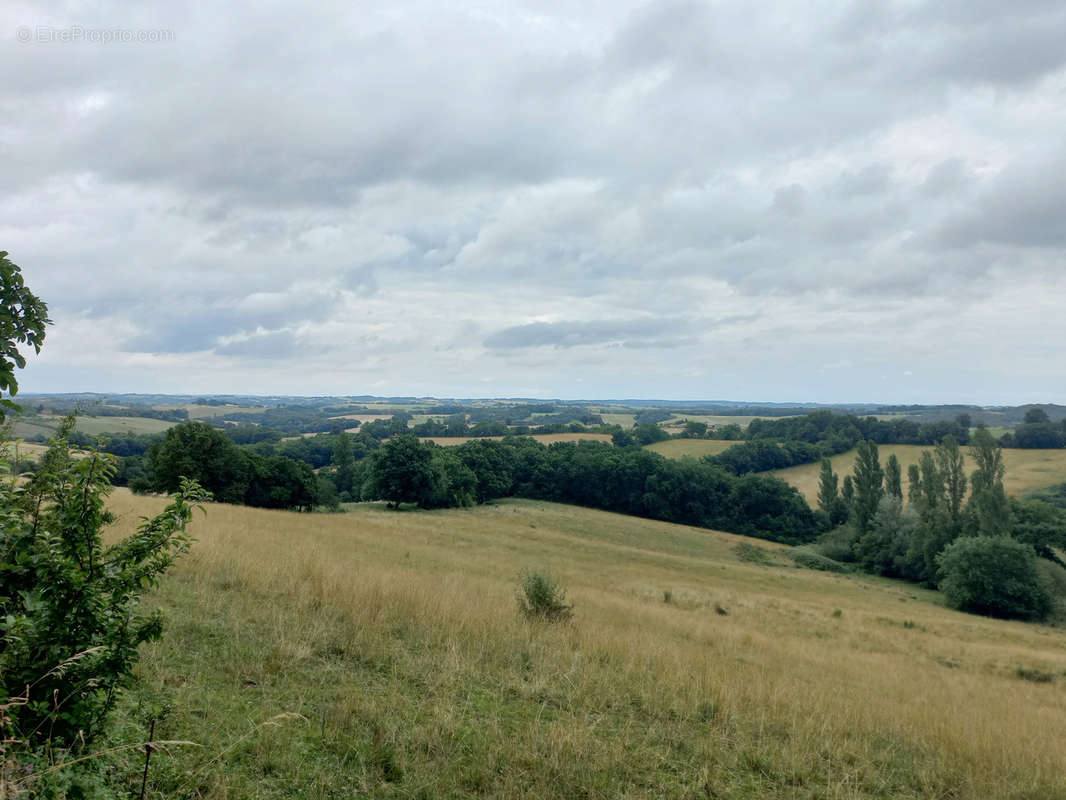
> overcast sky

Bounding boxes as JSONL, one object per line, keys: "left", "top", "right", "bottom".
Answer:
{"left": 3, "top": 0, "right": 1065, "bottom": 403}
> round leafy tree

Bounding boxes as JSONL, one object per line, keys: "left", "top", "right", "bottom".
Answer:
{"left": 937, "top": 536, "right": 1051, "bottom": 620}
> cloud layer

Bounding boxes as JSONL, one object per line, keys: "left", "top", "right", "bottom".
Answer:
{"left": 3, "top": 0, "right": 1065, "bottom": 402}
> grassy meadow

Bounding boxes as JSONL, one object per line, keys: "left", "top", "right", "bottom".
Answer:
{"left": 770, "top": 445, "right": 1066, "bottom": 504}
{"left": 102, "top": 489, "right": 1066, "bottom": 799}
{"left": 12, "top": 413, "right": 177, "bottom": 439}
{"left": 156, "top": 404, "right": 269, "bottom": 419}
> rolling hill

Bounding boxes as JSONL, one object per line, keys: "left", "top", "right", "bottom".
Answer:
{"left": 105, "top": 489, "right": 1066, "bottom": 799}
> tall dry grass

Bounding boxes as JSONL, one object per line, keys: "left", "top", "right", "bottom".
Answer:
{"left": 106, "top": 489, "right": 1066, "bottom": 798}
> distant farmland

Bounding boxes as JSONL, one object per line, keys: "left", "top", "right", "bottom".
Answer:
{"left": 155, "top": 403, "right": 267, "bottom": 419}
{"left": 328, "top": 413, "right": 397, "bottom": 423}
{"left": 419, "top": 432, "right": 613, "bottom": 446}
{"left": 13, "top": 414, "right": 177, "bottom": 438}
{"left": 645, "top": 439, "right": 740, "bottom": 459}
{"left": 662, "top": 414, "right": 800, "bottom": 429}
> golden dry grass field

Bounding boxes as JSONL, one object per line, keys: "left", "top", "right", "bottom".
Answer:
{"left": 771, "top": 445, "right": 1066, "bottom": 504}
{"left": 103, "top": 489, "right": 1066, "bottom": 799}
{"left": 646, "top": 439, "right": 742, "bottom": 458}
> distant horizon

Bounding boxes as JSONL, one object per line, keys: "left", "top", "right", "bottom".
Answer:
{"left": 15, "top": 390, "right": 1064, "bottom": 410}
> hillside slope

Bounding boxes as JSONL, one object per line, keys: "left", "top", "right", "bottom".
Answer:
{"left": 107, "top": 490, "right": 1066, "bottom": 799}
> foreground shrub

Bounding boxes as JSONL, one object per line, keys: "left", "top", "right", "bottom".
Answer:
{"left": 517, "top": 570, "right": 572, "bottom": 622}
{"left": 1, "top": 418, "right": 208, "bottom": 792}
{"left": 937, "top": 536, "right": 1051, "bottom": 620}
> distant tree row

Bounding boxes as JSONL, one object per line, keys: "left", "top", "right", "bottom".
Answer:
{"left": 998, "top": 408, "right": 1066, "bottom": 449}
{"left": 748, "top": 410, "right": 973, "bottom": 450}
{"left": 126, "top": 423, "right": 822, "bottom": 543}
{"left": 358, "top": 435, "right": 819, "bottom": 545}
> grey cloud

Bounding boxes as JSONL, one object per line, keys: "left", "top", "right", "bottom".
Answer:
{"left": 834, "top": 165, "right": 892, "bottom": 197}
{"left": 343, "top": 266, "right": 379, "bottom": 295}
{"left": 484, "top": 319, "right": 682, "bottom": 350}
{"left": 119, "top": 288, "right": 342, "bottom": 354}
{"left": 772, "top": 185, "right": 805, "bottom": 216}
{"left": 214, "top": 330, "right": 308, "bottom": 359}
{"left": 935, "top": 149, "right": 1066, "bottom": 248}
{"left": 920, "top": 159, "right": 971, "bottom": 197}
{"left": 906, "top": 1, "right": 1066, "bottom": 85}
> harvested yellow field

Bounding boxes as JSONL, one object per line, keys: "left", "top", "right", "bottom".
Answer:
{"left": 646, "top": 439, "right": 741, "bottom": 458}
{"left": 105, "top": 489, "right": 1066, "bottom": 798}
{"left": 771, "top": 445, "right": 1066, "bottom": 504}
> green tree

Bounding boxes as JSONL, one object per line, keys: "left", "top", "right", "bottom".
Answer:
{"left": 1010, "top": 497, "right": 1066, "bottom": 558}
{"left": 631, "top": 423, "right": 669, "bottom": 445}
{"left": 1024, "top": 407, "right": 1050, "bottom": 425}
{"left": 331, "top": 431, "right": 356, "bottom": 497}
{"left": 364, "top": 434, "right": 434, "bottom": 508}
{"left": 907, "top": 450, "right": 948, "bottom": 583}
{"left": 455, "top": 438, "right": 513, "bottom": 503}
{"left": 0, "top": 251, "right": 50, "bottom": 420}
{"left": 147, "top": 421, "right": 250, "bottom": 504}
{"left": 884, "top": 453, "right": 903, "bottom": 501}
{"left": 855, "top": 495, "right": 918, "bottom": 578}
{"left": 817, "top": 457, "right": 848, "bottom": 526}
{"left": 968, "top": 427, "right": 1010, "bottom": 537}
{"left": 424, "top": 446, "right": 476, "bottom": 508}
{"left": 817, "top": 458, "right": 838, "bottom": 514}
{"left": 937, "top": 536, "right": 1051, "bottom": 620}
{"left": 682, "top": 420, "right": 708, "bottom": 438}
{"left": 935, "top": 435, "right": 967, "bottom": 527}
{"left": 851, "top": 440, "right": 883, "bottom": 535}
{"left": 906, "top": 463, "right": 921, "bottom": 505}
{"left": 841, "top": 474, "right": 855, "bottom": 510}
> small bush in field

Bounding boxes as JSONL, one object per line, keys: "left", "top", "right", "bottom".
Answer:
{"left": 790, "top": 547, "right": 850, "bottom": 573}
{"left": 733, "top": 542, "right": 773, "bottom": 565}
{"left": 937, "top": 536, "right": 1051, "bottom": 620}
{"left": 517, "top": 570, "right": 572, "bottom": 622}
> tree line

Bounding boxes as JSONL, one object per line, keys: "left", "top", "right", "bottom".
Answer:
{"left": 131, "top": 422, "right": 820, "bottom": 544}
{"left": 358, "top": 435, "right": 819, "bottom": 544}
